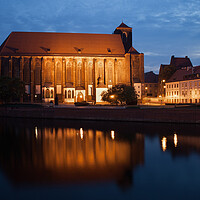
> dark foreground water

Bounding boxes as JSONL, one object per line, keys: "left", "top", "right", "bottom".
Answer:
{"left": 0, "top": 118, "right": 200, "bottom": 200}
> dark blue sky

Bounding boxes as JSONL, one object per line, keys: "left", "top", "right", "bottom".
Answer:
{"left": 0, "top": 0, "right": 200, "bottom": 73}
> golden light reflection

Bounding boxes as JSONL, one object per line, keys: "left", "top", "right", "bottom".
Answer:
{"left": 35, "top": 127, "right": 38, "bottom": 139}
{"left": 174, "top": 133, "right": 178, "bottom": 147}
{"left": 111, "top": 130, "right": 115, "bottom": 140}
{"left": 161, "top": 137, "right": 167, "bottom": 152}
{"left": 80, "top": 128, "right": 84, "bottom": 140}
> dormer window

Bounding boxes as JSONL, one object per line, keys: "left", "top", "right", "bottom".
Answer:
{"left": 107, "top": 48, "right": 111, "bottom": 54}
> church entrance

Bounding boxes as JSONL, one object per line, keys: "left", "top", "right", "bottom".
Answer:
{"left": 77, "top": 92, "right": 84, "bottom": 102}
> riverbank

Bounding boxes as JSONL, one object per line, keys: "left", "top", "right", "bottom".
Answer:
{"left": 0, "top": 104, "right": 200, "bottom": 124}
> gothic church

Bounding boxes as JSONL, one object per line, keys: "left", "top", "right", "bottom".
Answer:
{"left": 0, "top": 22, "right": 144, "bottom": 103}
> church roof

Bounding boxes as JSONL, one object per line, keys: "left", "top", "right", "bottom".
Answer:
{"left": 0, "top": 32, "right": 125, "bottom": 56}
{"left": 128, "top": 46, "right": 140, "bottom": 54}
{"left": 117, "top": 22, "right": 131, "bottom": 29}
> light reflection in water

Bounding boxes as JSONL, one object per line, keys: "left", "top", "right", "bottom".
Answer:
{"left": 80, "top": 128, "right": 84, "bottom": 140}
{"left": 35, "top": 127, "right": 38, "bottom": 139}
{"left": 174, "top": 133, "right": 178, "bottom": 147}
{"left": 161, "top": 137, "right": 167, "bottom": 152}
{"left": 111, "top": 130, "right": 115, "bottom": 140}
{"left": 0, "top": 126, "right": 144, "bottom": 186}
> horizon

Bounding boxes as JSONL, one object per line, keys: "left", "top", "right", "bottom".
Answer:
{"left": 1, "top": 0, "right": 200, "bottom": 73}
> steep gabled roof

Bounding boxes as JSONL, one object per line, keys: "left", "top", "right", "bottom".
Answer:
{"left": 167, "top": 66, "right": 200, "bottom": 82}
{"left": 170, "top": 56, "right": 193, "bottom": 69}
{"left": 0, "top": 32, "right": 125, "bottom": 56}
{"left": 117, "top": 22, "right": 131, "bottom": 29}
{"left": 128, "top": 46, "right": 140, "bottom": 54}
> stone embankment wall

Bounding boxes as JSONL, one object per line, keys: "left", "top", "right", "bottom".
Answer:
{"left": 0, "top": 106, "right": 200, "bottom": 124}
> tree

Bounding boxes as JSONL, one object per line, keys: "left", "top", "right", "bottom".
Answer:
{"left": 101, "top": 84, "right": 138, "bottom": 105}
{"left": 0, "top": 77, "right": 25, "bottom": 103}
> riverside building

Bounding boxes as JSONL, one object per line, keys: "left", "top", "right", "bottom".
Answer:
{"left": 0, "top": 22, "right": 144, "bottom": 103}
{"left": 165, "top": 66, "right": 200, "bottom": 104}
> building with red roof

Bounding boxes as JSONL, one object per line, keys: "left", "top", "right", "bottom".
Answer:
{"left": 0, "top": 23, "right": 144, "bottom": 103}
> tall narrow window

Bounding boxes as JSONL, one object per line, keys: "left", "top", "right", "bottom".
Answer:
{"left": 77, "top": 62, "right": 82, "bottom": 85}
{"left": 88, "top": 62, "right": 93, "bottom": 84}
{"left": 24, "top": 58, "right": 30, "bottom": 84}
{"left": 35, "top": 62, "right": 41, "bottom": 85}
{"left": 51, "top": 89, "right": 53, "bottom": 98}
{"left": 56, "top": 62, "right": 62, "bottom": 84}
{"left": 108, "top": 62, "right": 113, "bottom": 84}
{"left": 68, "top": 90, "right": 71, "bottom": 98}
{"left": 67, "top": 62, "right": 72, "bottom": 82}
{"left": 46, "top": 89, "right": 50, "bottom": 98}
{"left": 46, "top": 62, "right": 52, "bottom": 82}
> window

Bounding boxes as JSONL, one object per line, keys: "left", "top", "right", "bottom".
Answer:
{"left": 185, "top": 83, "right": 187, "bottom": 87}
{"left": 46, "top": 89, "right": 50, "bottom": 98}
{"left": 182, "top": 91, "right": 184, "bottom": 95}
{"left": 172, "top": 92, "right": 173, "bottom": 96}
{"left": 50, "top": 90, "right": 53, "bottom": 98}
{"left": 177, "top": 84, "right": 178, "bottom": 88}
{"left": 185, "top": 99, "right": 187, "bottom": 103}
{"left": 172, "top": 85, "right": 173, "bottom": 88}
{"left": 195, "top": 90, "right": 197, "bottom": 95}
{"left": 68, "top": 90, "right": 71, "bottom": 98}
{"left": 72, "top": 90, "right": 75, "bottom": 98}
{"left": 65, "top": 90, "right": 67, "bottom": 98}
{"left": 174, "top": 84, "right": 176, "bottom": 88}
{"left": 190, "top": 90, "right": 192, "bottom": 95}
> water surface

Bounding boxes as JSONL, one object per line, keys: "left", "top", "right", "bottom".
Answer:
{"left": 0, "top": 118, "right": 200, "bottom": 200}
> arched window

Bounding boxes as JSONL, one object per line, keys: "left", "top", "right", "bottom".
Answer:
{"left": 35, "top": 62, "right": 41, "bottom": 85}
{"left": 46, "top": 89, "right": 50, "bottom": 98}
{"left": 45, "top": 62, "right": 51, "bottom": 82}
{"left": 42, "top": 89, "right": 44, "bottom": 98}
{"left": 67, "top": 62, "right": 72, "bottom": 82}
{"left": 88, "top": 62, "right": 93, "bottom": 84}
{"left": 68, "top": 90, "right": 71, "bottom": 98}
{"left": 77, "top": 62, "right": 82, "bottom": 85}
{"left": 56, "top": 62, "right": 62, "bottom": 84}
{"left": 24, "top": 58, "right": 30, "bottom": 84}
{"left": 72, "top": 90, "right": 74, "bottom": 98}
{"left": 108, "top": 62, "right": 113, "bottom": 84}
{"left": 51, "top": 89, "right": 53, "bottom": 98}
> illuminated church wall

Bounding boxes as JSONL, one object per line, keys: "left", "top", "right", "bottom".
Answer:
{"left": 0, "top": 23, "right": 144, "bottom": 103}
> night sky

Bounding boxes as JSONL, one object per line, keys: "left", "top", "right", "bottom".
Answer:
{"left": 0, "top": 0, "right": 200, "bottom": 73}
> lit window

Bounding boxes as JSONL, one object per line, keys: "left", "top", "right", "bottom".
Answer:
{"left": 68, "top": 90, "right": 71, "bottom": 98}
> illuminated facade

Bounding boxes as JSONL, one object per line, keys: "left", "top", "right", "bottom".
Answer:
{"left": 0, "top": 22, "right": 144, "bottom": 103}
{"left": 165, "top": 66, "right": 200, "bottom": 104}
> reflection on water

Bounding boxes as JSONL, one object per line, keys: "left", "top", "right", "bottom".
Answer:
{"left": 0, "top": 120, "right": 144, "bottom": 188}
{"left": 0, "top": 118, "right": 200, "bottom": 200}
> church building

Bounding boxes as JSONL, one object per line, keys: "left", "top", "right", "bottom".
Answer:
{"left": 0, "top": 22, "right": 144, "bottom": 103}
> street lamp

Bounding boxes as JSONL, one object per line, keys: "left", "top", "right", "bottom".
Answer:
{"left": 160, "top": 80, "right": 166, "bottom": 105}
